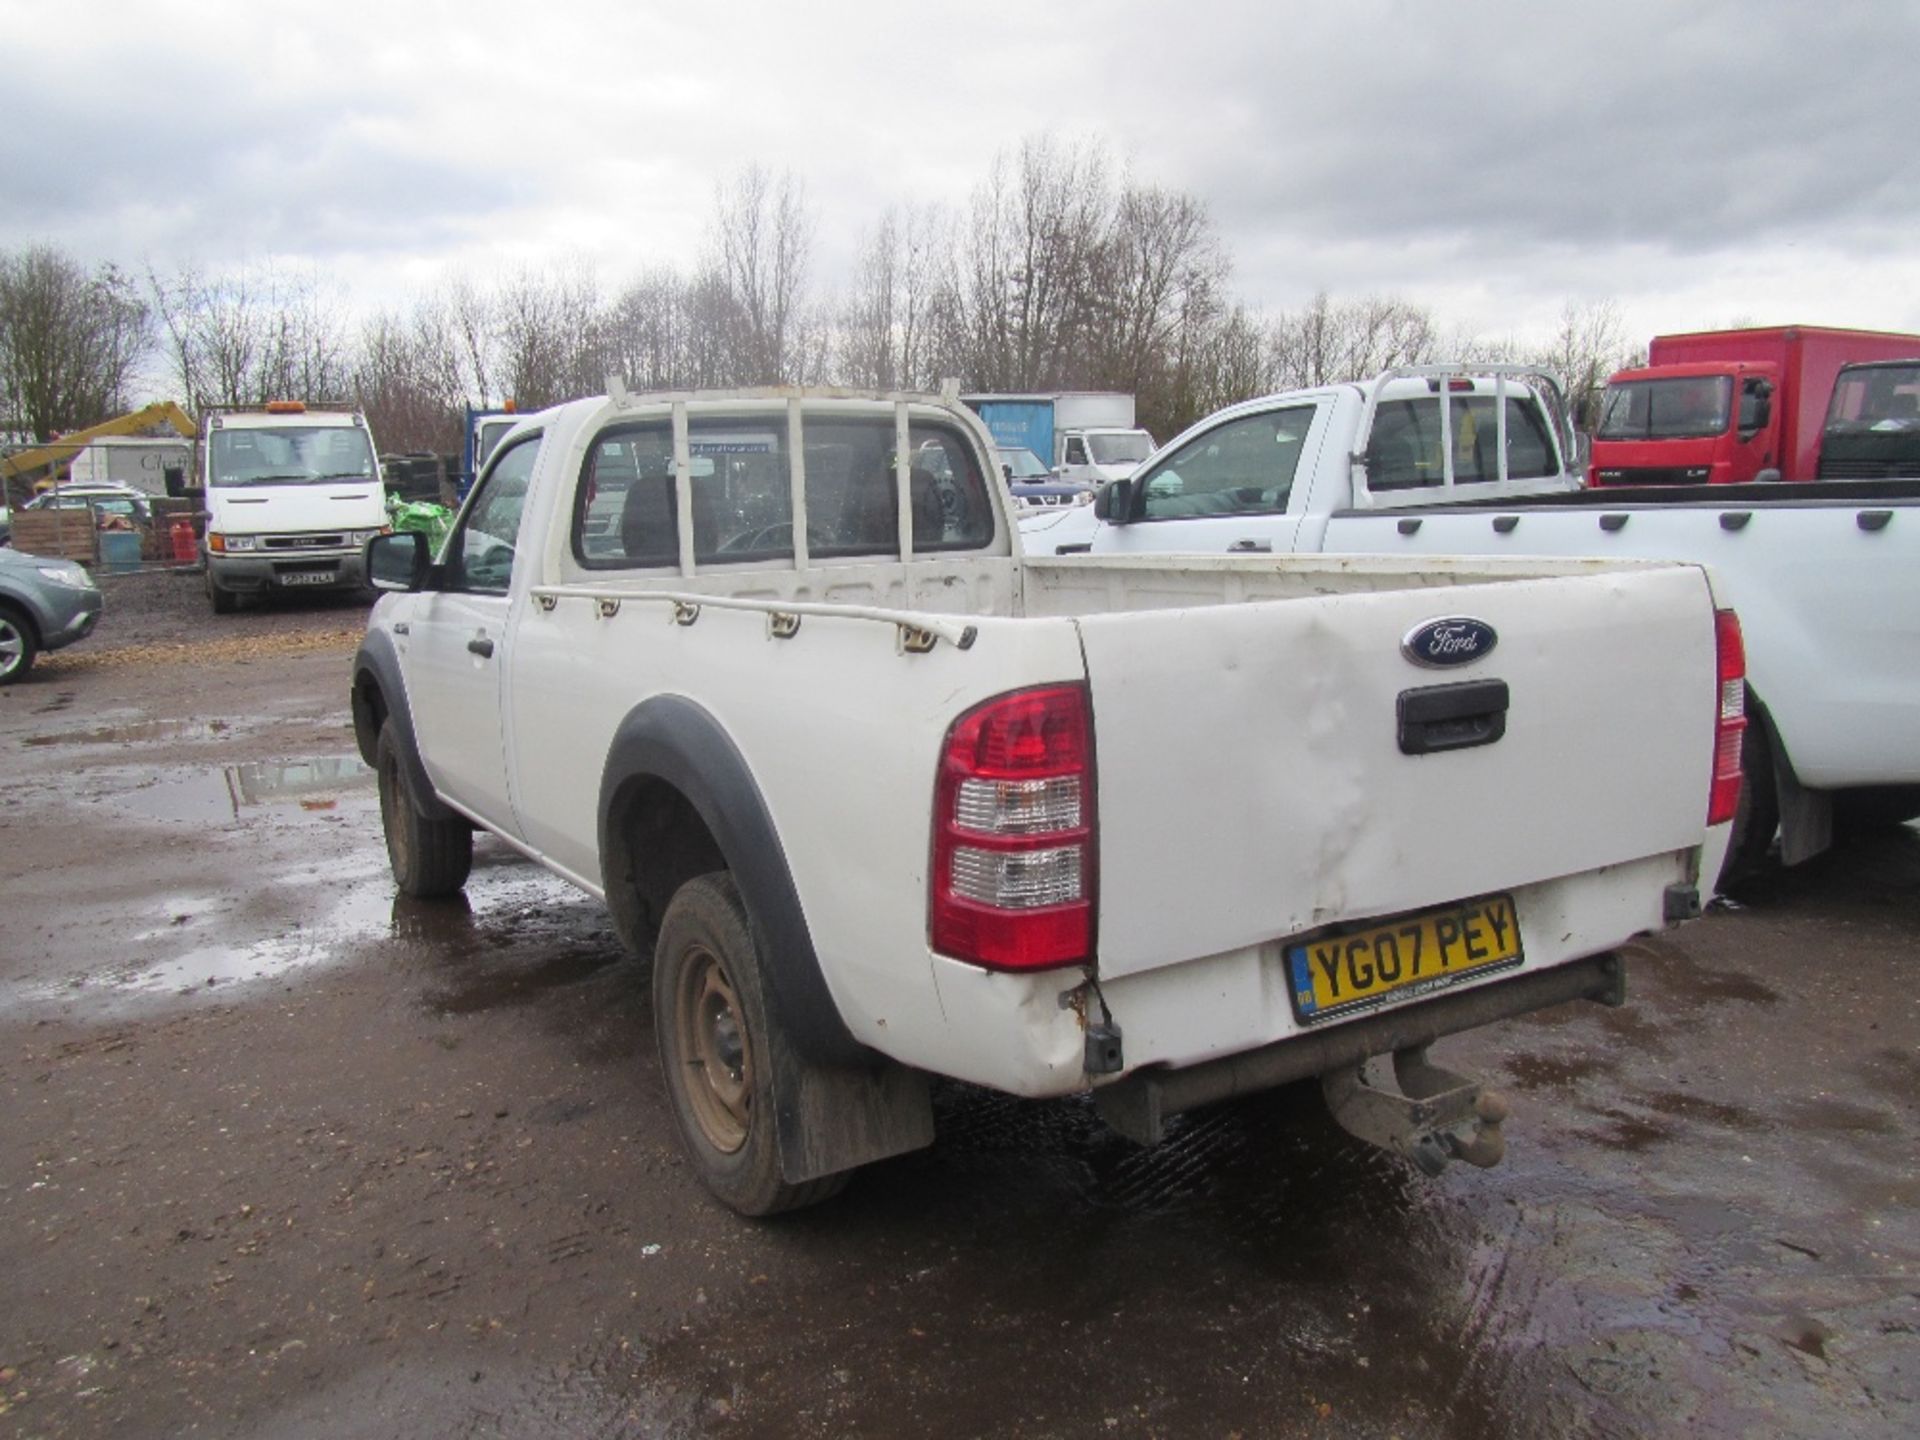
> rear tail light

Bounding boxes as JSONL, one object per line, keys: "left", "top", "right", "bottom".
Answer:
{"left": 931, "top": 685, "right": 1095, "bottom": 970}
{"left": 1708, "top": 609, "right": 1746, "bottom": 826}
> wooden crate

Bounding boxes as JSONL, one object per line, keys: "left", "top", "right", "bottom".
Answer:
{"left": 8, "top": 509, "right": 98, "bottom": 564}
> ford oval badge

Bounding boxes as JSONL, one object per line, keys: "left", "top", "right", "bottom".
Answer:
{"left": 1403, "top": 617, "right": 1497, "bottom": 668}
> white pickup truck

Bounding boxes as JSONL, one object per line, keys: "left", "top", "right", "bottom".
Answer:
{"left": 1026, "top": 366, "right": 1920, "bottom": 875}
{"left": 350, "top": 385, "right": 1739, "bottom": 1215}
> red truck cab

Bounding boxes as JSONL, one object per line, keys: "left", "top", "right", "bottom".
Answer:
{"left": 1590, "top": 326, "right": 1920, "bottom": 486}
{"left": 1592, "top": 360, "right": 1779, "bottom": 486}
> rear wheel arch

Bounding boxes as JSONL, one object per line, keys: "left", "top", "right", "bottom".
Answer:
{"left": 596, "top": 694, "right": 864, "bottom": 1068}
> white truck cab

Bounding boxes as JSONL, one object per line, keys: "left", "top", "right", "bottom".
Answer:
{"left": 201, "top": 403, "right": 388, "bottom": 613}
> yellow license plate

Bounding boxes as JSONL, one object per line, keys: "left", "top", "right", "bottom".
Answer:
{"left": 1286, "top": 894, "right": 1522, "bottom": 1024}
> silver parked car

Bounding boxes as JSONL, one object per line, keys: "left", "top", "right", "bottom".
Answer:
{"left": 0, "top": 547, "right": 103, "bottom": 683}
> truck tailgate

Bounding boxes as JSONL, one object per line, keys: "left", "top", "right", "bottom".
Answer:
{"left": 1075, "top": 564, "right": 1715, "bottom": 979}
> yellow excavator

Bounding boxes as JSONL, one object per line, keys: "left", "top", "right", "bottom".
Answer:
{"left": 0, "top": 401, "right": 198, "bottom": 492}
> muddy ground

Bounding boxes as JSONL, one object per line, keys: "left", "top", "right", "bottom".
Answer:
{"left": 0, "top": 571, "right": 1915, "bottom": 1439}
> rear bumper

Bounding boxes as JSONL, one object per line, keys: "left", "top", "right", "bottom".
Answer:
{"left": 1094, "top": 951, "right": 1625, "bottom": 1144}
{"left": 913, "top": 847, "right": 1703, "bottom": 1100}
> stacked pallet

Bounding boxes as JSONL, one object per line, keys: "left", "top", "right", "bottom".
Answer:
{"left": 8, "top": 509, "right": 99, "bottom": 564}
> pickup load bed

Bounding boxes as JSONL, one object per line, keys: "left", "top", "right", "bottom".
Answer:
{"left": 351, "top": 386, "right": 1736, "bottom": 1213}
{"left": 1033, "top": 366, "right": 1920, "bottom": 874}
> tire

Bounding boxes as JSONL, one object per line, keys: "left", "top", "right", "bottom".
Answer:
{"left": 206, "top": 569, "right": 238, "bottom": 615}
{"left": 653, "top": 872, "right": 849, "bottom": 1216}
{"left": 1720, "top": 705, "right": 1780, "bottom": 887}
{"left": 375, "top": 721, "right": 473, "bottom": 898}
{"left": 0, "top": 604, "right": 37, "bottom": 685}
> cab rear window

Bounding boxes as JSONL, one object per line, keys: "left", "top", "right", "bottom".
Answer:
{"left": 574, "top": 413, "right": 993, "bottom": 568}
{"left": 1368, "top": 396, "right": 1557, "bottom": 490}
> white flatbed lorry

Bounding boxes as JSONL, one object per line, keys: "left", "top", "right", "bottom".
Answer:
{"left": 351, "top": 384, "right": 1740, "bottom": 1214}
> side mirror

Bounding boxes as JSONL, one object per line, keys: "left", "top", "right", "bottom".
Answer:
{"left": 1093, "top": 478, "right": 1132, "bottom": 525}
{"left": 367, "top": 531, "right": 431, "bottom": 591}
{"left": 1002, "top": 463, "right": 1014, "bottom": 482}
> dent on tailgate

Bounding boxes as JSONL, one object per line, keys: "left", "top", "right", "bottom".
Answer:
{"left": 1078, "top": 566, "right": 1716, "bottom": 980}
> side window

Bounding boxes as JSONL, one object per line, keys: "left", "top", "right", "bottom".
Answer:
{"left": 1063, "top": 436, "right": 1090, "bottom": 466}
{"left": 802, "top": 419, "right": 993, "bottom": 558}
{"left": 1136, "top": 407, "right": 1314, "bottom": 519}
{"left": 1497, "top": 399, "right": 1557, "bottom": 480}
{"left": 906, "top": 424, "right": 993, "bottom": 551}
{"left": 691, "top": 418, "right": 793, "bottom": 562}
{"left": 1738, "top": 378, "right": 1773, "bottom": 439}
{"left": 575, "top": 423, "right": 676, "bottom": 569}
{"left": 445, "top": 433, "right": 540, "bottom": 593}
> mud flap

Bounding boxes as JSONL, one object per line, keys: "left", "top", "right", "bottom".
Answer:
{"left": 767, "top": 1029, "right": 936, "bottom": 1185}
{"left": 1322, "top": 1047, "right": 1510, "bottom": 1177}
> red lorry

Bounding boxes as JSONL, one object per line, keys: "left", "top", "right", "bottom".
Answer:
{"left": 1589, "top": 325, "right": 1920, "bottom": 486}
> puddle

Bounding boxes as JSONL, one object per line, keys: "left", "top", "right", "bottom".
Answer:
{"left": 4, "top": 857, "right": 591, "bottom": 1019}
{"left": 22, "top": 718, "right": 235, "bottom": 747}
{"left": 112, "top": 881, "right": 399, "bottom": 996}
{"left": 118, "top": 756, "right": 372, "bottom": 824}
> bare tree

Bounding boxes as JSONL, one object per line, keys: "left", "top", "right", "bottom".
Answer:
{"left": 149, "top": 262, "right": 351, "bottom": 411}
{"left": 949, "top": 138, "right": 1113, "bottom": 392}
{"left": 710, "top": 166, "right": 818, "bottom": 385}
{"left": 352, "top": 303, "right": 471, "bottom": 454}
{"left": 1268, "top": 292, "right": 1441, "bottom": 390}
{"left": 1086, "top": 184, "right": 1233, "bottom": 438}
{"left": 493, "top": 263, "right": 609, "bottom": 410}
{"left": 0, "top": 245, "right": 150, "bottom": 440}
{"left": 1532, "top": 299, "right": 1639, "bottom": 430}
{"left": 837, "top": 204, "right": 948, "bottom": 391}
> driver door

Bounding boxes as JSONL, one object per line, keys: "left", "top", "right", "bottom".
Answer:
{"left": 407, "top": 431, "right": 541, "bottom": 836}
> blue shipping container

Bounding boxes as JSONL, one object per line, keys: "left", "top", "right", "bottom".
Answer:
{"left": 970, "top": 401, "right": 1055, "bottom": 467}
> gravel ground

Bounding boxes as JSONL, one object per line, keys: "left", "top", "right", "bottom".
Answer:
{"left": 39, "top": 568, "right": 373, "bottom": 672}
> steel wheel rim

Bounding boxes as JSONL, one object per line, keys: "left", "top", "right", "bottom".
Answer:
{"left": 675, "top": 941, "right": 752, "bottom": 1153}
{"left": 0, "top": 620, "right": 21, "bottom": 678}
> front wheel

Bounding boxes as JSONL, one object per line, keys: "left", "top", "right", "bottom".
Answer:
{"left": 653, "top": 872, "right": 848, "bottom": 1216}
{"left": 375, "top": 721, "right": 473, "bottom": 897}
{"left": 0, "top": 605, "right": 37, "bottom": 684}
{"left": 206, "top": 569, "right": 238, "bottom": 614}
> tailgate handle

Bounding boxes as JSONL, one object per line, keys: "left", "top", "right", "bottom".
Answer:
{"left": 1398, "top": 680, "right": 1509, "bottom": 756}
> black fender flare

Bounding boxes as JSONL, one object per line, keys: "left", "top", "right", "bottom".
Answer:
{"left": 351, "top": 631, "right": 459, "bottom": 824}
{"left": 598, "top": 694, "right": 865, "bottom": 1067}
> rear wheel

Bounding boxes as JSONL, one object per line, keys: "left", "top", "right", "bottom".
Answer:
{"left": 1721, "top": 708, "right": 1779, "bottom": 887}
{"left": 654, "top": 872, "right": 849, "bottom": 1216}
{"left": 375, "top": 721, "right": 473, "bottom": 897}
{"left": 0, "top": 605, "right": 37, "bottom": 684}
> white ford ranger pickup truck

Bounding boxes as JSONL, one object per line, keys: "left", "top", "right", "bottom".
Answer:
{"left": 351, "top": 385, "right": 1740, "bottom": 1214}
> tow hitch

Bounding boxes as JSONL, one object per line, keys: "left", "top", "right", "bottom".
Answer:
{"left": 1322, "top": 1047, "right": 1510, "bottom": 1177}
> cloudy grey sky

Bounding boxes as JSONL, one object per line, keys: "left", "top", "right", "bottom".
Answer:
{"left": 5, "top": 0, "right": 1914, "bottom": 348}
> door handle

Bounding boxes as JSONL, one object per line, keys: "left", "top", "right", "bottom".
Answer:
{"left": 1228, "top": 538, "right": 1272, "bottom": 553}
{"left": 467, "top": 636, "right": 495, "bottom": 658}
{"left": 1397, "top": 680, "right": 1509, "bottom": 756}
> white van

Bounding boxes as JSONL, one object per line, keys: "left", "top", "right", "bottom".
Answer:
{"left": 201, "top": 404, "right": 388, "bottom": 613}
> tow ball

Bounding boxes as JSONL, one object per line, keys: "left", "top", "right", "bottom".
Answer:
{"left": 1322, "top": 1046, "right": 1510, "bottom": 1177}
